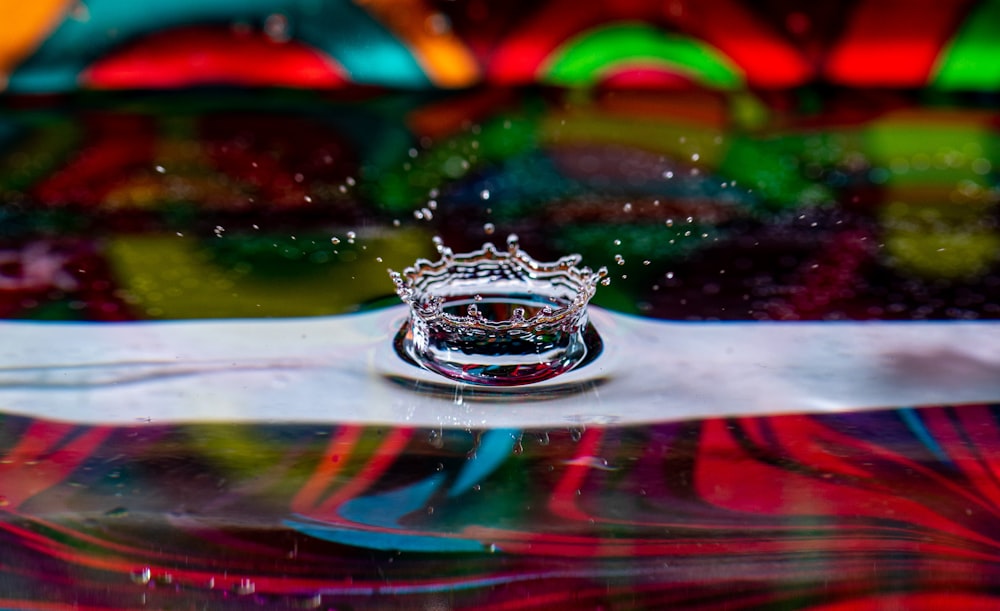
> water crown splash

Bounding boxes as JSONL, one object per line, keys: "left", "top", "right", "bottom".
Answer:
{"left": 389, "top": 234, "right": 608, "bottom": 386}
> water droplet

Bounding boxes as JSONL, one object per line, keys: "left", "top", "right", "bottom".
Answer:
{"left": 483, "top": 222, "right": 495, "bottom": 235}
{"left": 613, "top": 239, "right": 622, "bottom": 246}
{"left": 691, "top": 153, "right": 700, "bottom": 162}
{"left": 480, "top": 189, "right": 490, "bottom": 200}
{"left": 390, "top": 239, "right": 604, "bottom": 385}
{"left": 665, "top": 219, "right": 673, "bottom": 227}
{"left": 331, "top": 237, "right": 340, "bottom": 245}
{"left": 663, "top": 170, "right": 674, "bottom": 179}
{"left": 347, "top": 231, "right": 356, "bottom": 244}
{"left": 234, "top": 579, "right": 255, "bottom": 595}
{"left": 130, "top": 567, "right": 151, "bottom": 585}
{"left": 345, "top": 176, "right": 356, "bottom": 186}
{"left": 154, "top": 165, "right": 165, "bottom": 174}
{"left": 622, "top": 202, "right": 632, "bottom": 213}
{"left": 264, "top": 13, "right": 290, "bottom": 42}
{"left": 666, "top": 272, "right": 674, "bottom": 279}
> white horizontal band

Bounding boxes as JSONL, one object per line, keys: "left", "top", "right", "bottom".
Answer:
{"left": 0, "top": 308, "right": 998, "bottom": 428}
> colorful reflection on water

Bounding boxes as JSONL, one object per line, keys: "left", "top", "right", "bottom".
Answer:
{"left": 3, "top": 404, "right": 1000, "bottom": 609}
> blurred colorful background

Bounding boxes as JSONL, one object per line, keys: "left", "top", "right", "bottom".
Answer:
{"left": 0, "top": 0, "right": 998, "bottom": 323}
{"left": 2, "top": 1, "right": 1000, "bottom": 609}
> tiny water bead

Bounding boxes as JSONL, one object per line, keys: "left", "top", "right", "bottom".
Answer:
{"left": 389, "top": 235, "right": 608, "bottom": 386}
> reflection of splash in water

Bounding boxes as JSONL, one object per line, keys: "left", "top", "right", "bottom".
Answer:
{"left": 389, "top": 234, "right": 607, "bottom": 386}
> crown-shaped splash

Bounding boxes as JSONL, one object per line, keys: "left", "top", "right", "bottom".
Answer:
{"left": 389, "top": 235, "right": 607, "bottom": 386}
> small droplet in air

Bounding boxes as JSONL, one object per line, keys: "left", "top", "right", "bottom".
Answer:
{"left": 130, "top": 567, "right": 152, "bottom": 585}
{"left": 234, "top": 579, "right": 255, "bottom": 595}
{"left": 614, "top": 254, "right": 625, "bottom": 265}
{"left": 331, "top": 237, "right": 340, "bottom": 245}
{"left": 622, "top": 202, "right": 632, "bottom": 213}
{"left": 691, "top": 153, "right": 700, "bottom": 162}
{"left": 264, "top": 13, "right": 290, "bottom": 42}
{"left": 154, "top": 165, "right": 165, "bottom": 174}
{"left": 613, "top": 239, "right": 622, "bottom": 246}
{"left": 347, "top": 231, "right": 356, "bottom": 244}
{"left": 483, "top": 222, "right": 495, "bottom": 235}
{"left": 666, "top": 272, "right": 674, "bottom": 279}
{"left": 480, "top": 189, "right": 490, "bottom": 200}
{"left": 663, "top": 170, "right": 674, "bottom": 179}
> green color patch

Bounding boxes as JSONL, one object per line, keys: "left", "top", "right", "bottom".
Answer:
{"left": 933, "top": 0, "right": 1000, "bottom": 90}
{"left": 543, "top": 23, "right": 743, "bottom": 89}
{"left": 105, "top": 229, "right": 432, "bottom": 319}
